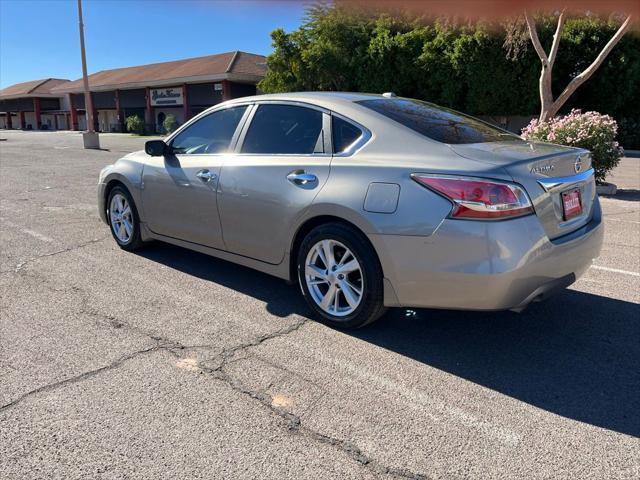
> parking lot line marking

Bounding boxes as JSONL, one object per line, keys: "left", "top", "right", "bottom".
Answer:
{"left": 21, "top": 229, "right": 54, "bottom": 243}
{"left": 2, "top": 219, "right": 54, "bottom": 243}
{"left": 591, "top": 265, "right": 640, "bottom": 277}
{"left": 605, "top": 217, "right": 640, "bottom": 224}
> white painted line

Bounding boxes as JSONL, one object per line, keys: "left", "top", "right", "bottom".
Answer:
{"left": 605, "top": 217, "right": 640, "bottom": 225}
{"left": 1, "top": 220, "right": 54, "bottom": 243}
{"left": 591, "top": 265, "right": 640, "bottom": 277}
{"left": 21, "top": 229, "right": 54, "bottom": 243}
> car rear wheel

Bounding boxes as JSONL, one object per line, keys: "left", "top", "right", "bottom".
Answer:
{"left": 297, "top": 223, "right": 386, "bottom": 328}
{"left": 107, "top": 185, "right": 144, "bottom": 251}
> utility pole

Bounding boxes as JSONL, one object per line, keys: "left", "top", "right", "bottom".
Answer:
{"left": 77, "top": 0, "right": 99, "bottom": 149}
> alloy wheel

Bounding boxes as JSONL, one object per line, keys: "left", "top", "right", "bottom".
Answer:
{"left": 109, "top": 193, "right": 133, "bottom": 243}
{"left": 304, "top": 239, "right": 364, "bottom": 317}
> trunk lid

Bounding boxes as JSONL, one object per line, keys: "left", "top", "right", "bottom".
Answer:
{"left": 448, "top": 140, "right": 596, "bottom": 240}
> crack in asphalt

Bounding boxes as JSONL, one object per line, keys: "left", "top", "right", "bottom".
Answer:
{"left": 206, "top": 317, "right": 310, "bottom": 370}
{"left": 83, "top": 306, "right": 177, "bottom": 345}
{"left": 11, "top": 235, "right": 109, "bottom": 273}
{"left": 221, "top": 376, "right": 429, "bottom": 480}
{"left": 195, "top": 319, "right": 430, "bottom": 480}
{"left": 75, "top": 289, "right": 230, "bottom": 357}
{"left": 0, "top": 343, "right": 173, "bottom": 413}
{"left": 1, "top": 276, "right": 427, "bottom": 479}
{"left": 203, "top": 361, "right": 430, "bottom": 480}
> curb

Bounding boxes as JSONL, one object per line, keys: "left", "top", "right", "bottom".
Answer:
{"left": 597, "top": 183, "right": 617, "bottom": 196}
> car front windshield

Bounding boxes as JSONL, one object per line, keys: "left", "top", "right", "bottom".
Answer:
{"left": 356, "top": 98, "right": 521, "bottom": 144}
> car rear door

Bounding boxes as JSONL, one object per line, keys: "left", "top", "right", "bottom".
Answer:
{"left": 141, "top": 105, "right": 249, "bottom": 249}
{"left": 217, "top": 102, "right": 332, "bottom": 264}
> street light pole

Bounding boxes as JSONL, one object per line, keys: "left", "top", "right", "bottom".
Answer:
{"left": 77, "top": 0, "right": 99, "bottom": 148}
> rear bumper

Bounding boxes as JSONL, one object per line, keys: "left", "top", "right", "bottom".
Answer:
{"left": 370, "top": 198, "right": 604, "bottom": 310}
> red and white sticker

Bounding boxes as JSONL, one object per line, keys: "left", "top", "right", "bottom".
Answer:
{"left": 562, "top": 189, "right": 582, "bottom": 220}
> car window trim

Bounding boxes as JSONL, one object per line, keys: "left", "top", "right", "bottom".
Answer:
{"left": 165, "top": 102, "right": 254, "bottom": 155}
{"left": 234, "top": 101, "right": 331, "bottom": 157}
{"left": 164, "top": 99, "right": 372, "bottom": 158}
{"left": 228, "top": 105, "right": 254, "bottom": 153}
{"left": 330, "top": 112, "right": 371, "bottom": 157}
{"left": 322, "top": 112, "right": 332, "bottom": 154}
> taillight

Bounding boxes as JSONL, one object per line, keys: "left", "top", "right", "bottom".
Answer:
{"left": 411, "top": 174, "right": 534, "bottom": 220}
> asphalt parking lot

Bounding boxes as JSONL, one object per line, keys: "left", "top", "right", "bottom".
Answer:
{"left": 1, "top": 130, "right": 638, "bottom": 479}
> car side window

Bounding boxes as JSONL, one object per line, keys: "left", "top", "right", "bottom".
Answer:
{"left": 241, "top": 104, "right": 323, "bottom": 154}
{"left": 171, "top": 106, "right": 247, "bottom": 154}
{"left": 332, "top": 116, "right": 363, "bottom": 153}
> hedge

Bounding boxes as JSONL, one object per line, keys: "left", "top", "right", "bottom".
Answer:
{"left": 260, "top": 5, "right": 640, "bottom": 147}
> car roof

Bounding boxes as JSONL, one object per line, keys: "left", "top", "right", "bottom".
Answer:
{"left": 223, "top": 91, "right": 386, "bottom": 109}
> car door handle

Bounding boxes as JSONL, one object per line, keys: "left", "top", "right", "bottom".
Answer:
{"left": 196, "top": 169, "right": 217, "bottom": 183}
{"left": 287, "top": 171, "right": 318, "bottom": 186}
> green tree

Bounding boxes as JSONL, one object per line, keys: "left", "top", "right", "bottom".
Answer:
{"left": 259, "top": 4, "right": 639, "bottom": 146}
{"left": 125, "top": 115, "right": 145, "bottom": 135}
{"left": 163, "top": 114, "right": 178, "bottom": 134}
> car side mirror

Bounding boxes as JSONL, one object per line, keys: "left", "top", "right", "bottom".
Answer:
{"left": 145, "top": 140, "right": 168, "bottom": 157}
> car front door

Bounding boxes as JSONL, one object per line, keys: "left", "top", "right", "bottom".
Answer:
{"left": 217, "top": 103, "right": 332, "bottom": 264}
{"left": 141, "top": 105, "right": 249, "bottom": 249}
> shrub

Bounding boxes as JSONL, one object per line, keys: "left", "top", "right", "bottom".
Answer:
{"left": 259, "top": 5, "right": 640, "bottom": 124}
{"left": 125, "top": 115, "right": 145, "bottom": 135}
{"left": 521, "top": 109, "right": 624, "bottom": 183}
{"left": 163, "top": 114, "right": 178, "bottom": 134}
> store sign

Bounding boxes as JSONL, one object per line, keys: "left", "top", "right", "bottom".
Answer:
{"left": 150, "top": 87, "right": 183, "bottom": 106}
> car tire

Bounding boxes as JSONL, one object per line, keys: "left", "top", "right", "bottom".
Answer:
{"left": 107, "top": 185, "right": 144, "bottom": 252}
{"left": 297, "top": 222, "right": 387, "bottom": 329}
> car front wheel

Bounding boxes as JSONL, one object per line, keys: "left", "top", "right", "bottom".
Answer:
{"left": 107, "top": 185, "right": 144, "bottom": 251}
{"left": 297, "top": 223, "right": 386, "bottom": 329}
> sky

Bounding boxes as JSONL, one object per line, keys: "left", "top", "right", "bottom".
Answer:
{"left": 0, "top": 0, "right": 309, "bottom": 88}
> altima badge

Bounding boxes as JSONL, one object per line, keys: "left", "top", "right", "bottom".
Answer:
{"left": 531, "top": 163, "right": 555, "bottom": 175}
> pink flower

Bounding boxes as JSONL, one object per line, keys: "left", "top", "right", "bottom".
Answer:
{"left": 520, "top": 110, "right": 623, "bottom": 181}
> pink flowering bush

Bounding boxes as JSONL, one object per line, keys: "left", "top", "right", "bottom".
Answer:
{"left": 521, "top": 109, "right": 624, "bottom": 183}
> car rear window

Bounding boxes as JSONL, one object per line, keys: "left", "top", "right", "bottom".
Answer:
{"left": 356, "top": 98, "right": 519, "bottom": 144}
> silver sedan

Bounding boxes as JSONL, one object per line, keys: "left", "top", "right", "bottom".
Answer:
{"left": 98, "top": 92, "right": 603, "bottom": 328}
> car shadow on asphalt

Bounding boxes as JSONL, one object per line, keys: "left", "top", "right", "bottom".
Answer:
{"left": 136, "top": 242, "right": 310, "bottom": 318}
{"left": 602, "top": 189, "right": 640, "bottom": 202}
{"left": 136, "top": 242, "right": 639, "bottom": 438}
{"left": 356, "top": 296, "right": 640, "bottom": 438}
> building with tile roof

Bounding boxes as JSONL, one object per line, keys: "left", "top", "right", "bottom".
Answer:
{"left": 0, "top": 79, "right": 71, "bottom": 130}
{"left": 1, "top": 51, "right": 267, "bottom": 132}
